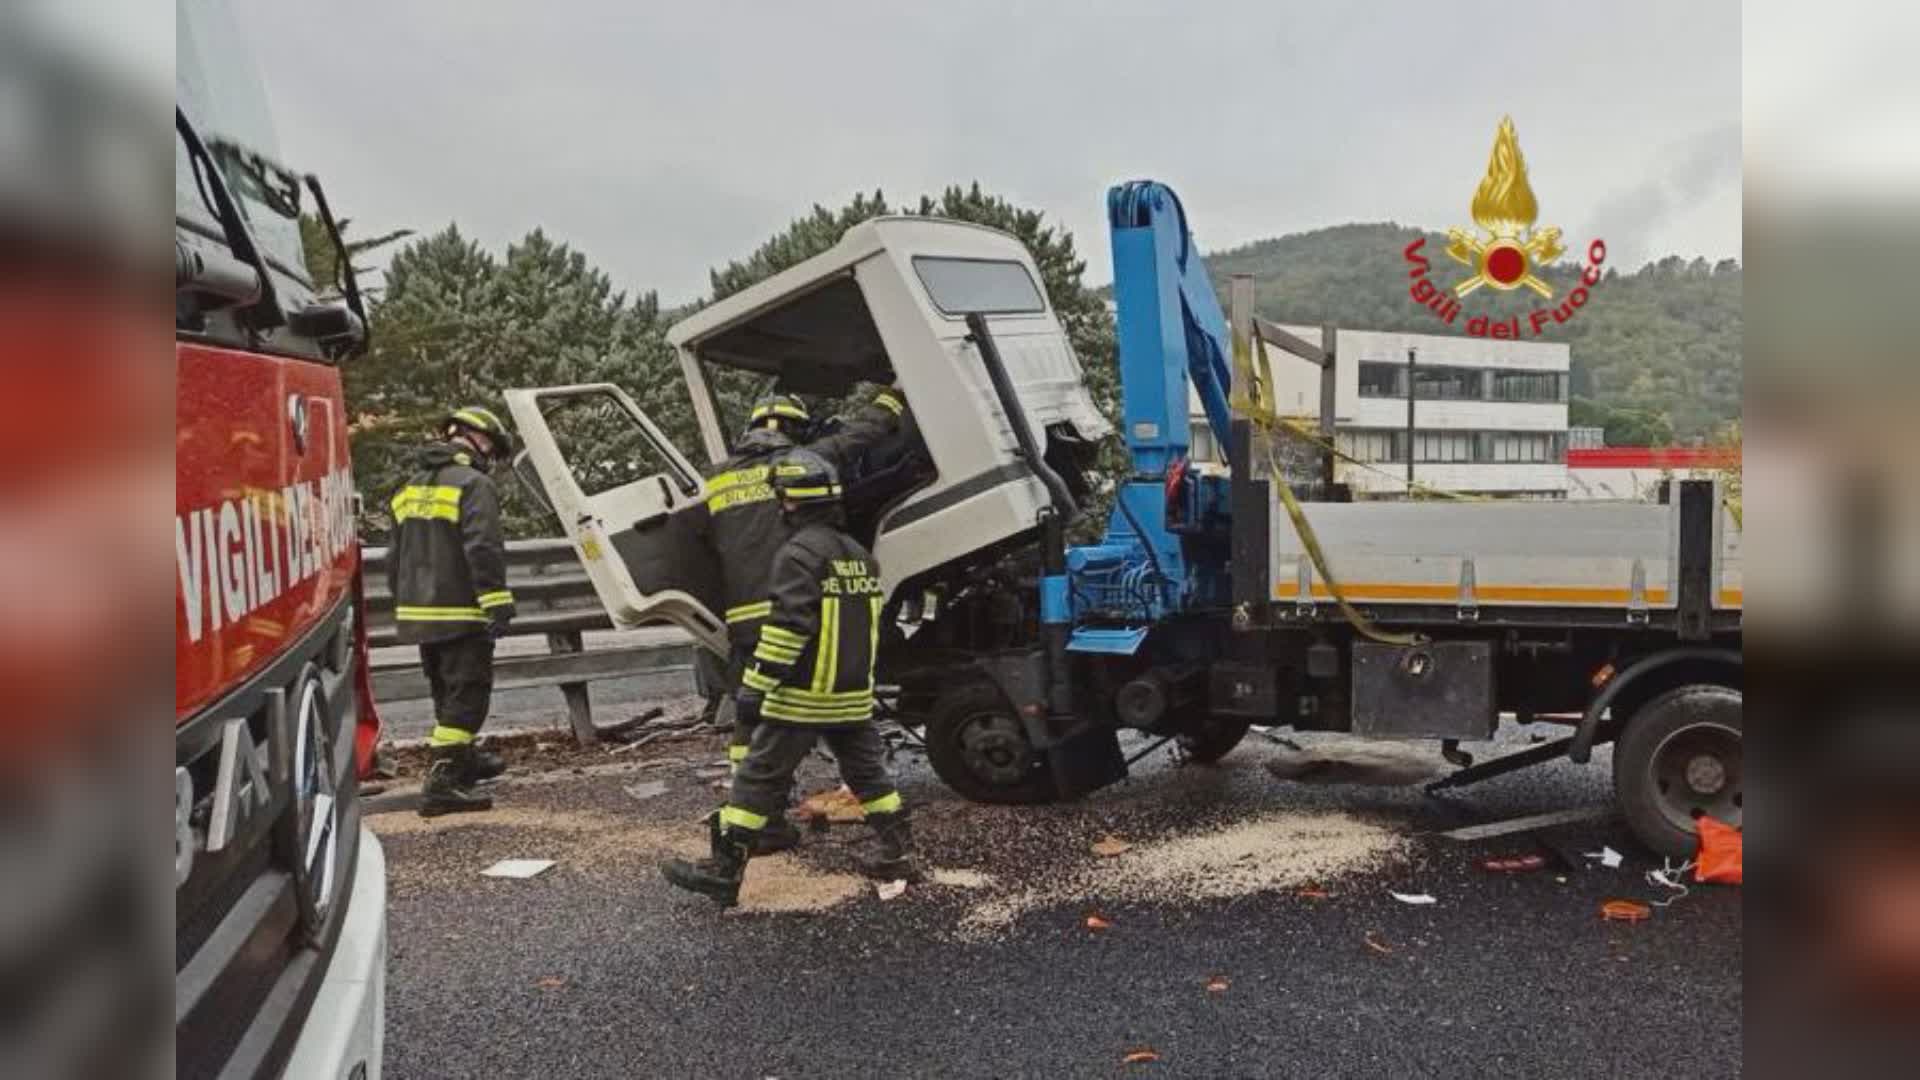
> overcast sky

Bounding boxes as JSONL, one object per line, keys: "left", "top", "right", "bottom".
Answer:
{"left": 234, "top": 0, "right": 1740, "bottom": 305}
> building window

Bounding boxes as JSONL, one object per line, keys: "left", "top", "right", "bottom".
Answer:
{"left": 1358, "top": 362, "right": 1403, "bottom": 398}
{"left": 1487, "top": 431, "right": 1563, "bottom": 463}
{"left": 1489, "top": 370, "right": 1566, "bottom": 403}
{"left": 1414, "top": 430, "right": 1477, "bottom": 462}
{"left": 1339, "top": 429, "right": 1399, "bottom": 463}
{"left": 1413, "top": 367, "right": 1484, "bottom": 401}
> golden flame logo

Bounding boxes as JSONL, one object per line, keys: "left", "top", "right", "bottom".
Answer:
{"left": 1446, "top": 116, "right": 1564, "bottom": 298}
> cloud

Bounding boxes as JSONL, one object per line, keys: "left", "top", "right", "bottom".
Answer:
{"left": 1584, "top": 125, "right": 1742, "bottom": 269}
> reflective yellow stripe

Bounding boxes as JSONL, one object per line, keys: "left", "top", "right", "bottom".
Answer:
{"left": 395, "top": 605, "right": 486, "bottom": 621}
{"left": 451, "top": 407, "right": 504, "bottom": 432}
{"left": 812, "top": 597, "right": 839, "bottom": 693}
{"left": 706, "top": 467, "right": 775, "bottom": 513}
{"left": 761, "top": 700, "right": 874, "bottom": 723}
{"left": 761, "top": 625, "right": 807, "bottom": 648}
{"left": 707, "top": 467, "right": 771, "bottom": 495}
{"left": 768, "top": 685, "right": 875, "bottom": 705}
{"left": 391, "top": 483, "right": 464, "bottom": 524}
{"left": 728, "top": 743, "right": 750, "bottom": 763}
{"left": 755, "top": 642, "right": 801, "bottom": 664}
{"left": 869, "top": 596, "right": 882, "bottom": 690}
{"left": 750, "top": 402, "right": 809, "bottom": 423}
{"left": 781, "top": 485, "right": 841, "bottom": 499}
{"left": 726, "top": 600, "right": 772, "bottom": 624}
{"left": 873, "top": 391, "right": 904, "bottom": 416}
{"left": 741, "top": 666, "right": 779, "bottom": 692}
{"left": 719, "top": 805, "right": 768, "bottom": 831}
{"left": 429, "top": 725, "right": 473, "bottom": 746}
{"left": 477, "top": 590, "right": 515, "bottom": 609}
{"left": 861, "top": 791, "right": 902, "bottom": 815}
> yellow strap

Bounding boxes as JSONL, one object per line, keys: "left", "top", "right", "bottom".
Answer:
{"left": 1262, "top": 442, "right": 1425, "bottom": 647}
{"left": 727, "top": 743, "right": 750, "bottom": 762}
{"left": 428, "top": 725, "right": 473, "bottom": 746}
{"left": 726, "top": 600, "right": 772, "bottom": 624}
{"left": 477, "top": 590, "right": 515, "bottom": 609}
{"left": 741, "top": 666, "right": 779, "bottom": 692}
{"left": 719, "top": 805, "right": 768, "bottom": 830}
{"left": 873, "top": 391, "right": 904, "bottom": 416}
{"left": 861, "top": 791, "right": 902, "bottom": 815}
{"left": 395, "top": 605, "right": 486, "bottom": 621}
{"left": 781, "top": 485, "right": 841, "bottom": 499}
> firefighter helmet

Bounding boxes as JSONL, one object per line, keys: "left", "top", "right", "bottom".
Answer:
{"left": 770, "top": 449, "right": 842, "bottom": 506}
{"left": 445, "top": 405, "right": 514, "bottom": 457}
{"left": 745, "top": 393, "right": 811, "bottom": 433}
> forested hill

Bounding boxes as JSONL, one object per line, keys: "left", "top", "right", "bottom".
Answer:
{"left": 1181, "top": 223, "right": 1740, "bottom": 441}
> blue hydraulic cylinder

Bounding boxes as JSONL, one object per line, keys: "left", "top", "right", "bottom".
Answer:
{"left": 1105, "top": 181, "right": 1235, "bottom": 478}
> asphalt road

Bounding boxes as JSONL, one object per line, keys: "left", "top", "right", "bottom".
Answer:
{"left": 367, "top": 722, "right": 1742, "bottom": 1079}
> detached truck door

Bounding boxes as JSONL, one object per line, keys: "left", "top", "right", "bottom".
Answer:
{"left": 504, "top": 383, "right": 728, "bottom": 655}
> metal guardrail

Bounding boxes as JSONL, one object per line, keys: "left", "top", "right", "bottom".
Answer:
{"left": 362, "top": 539, "right": 694, "bottom": 744}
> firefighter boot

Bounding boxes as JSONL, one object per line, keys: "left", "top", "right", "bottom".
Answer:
{"left": 419, "top": 746, "right": 495, "bottom": 818}
{"left": 462, "top": 744, "right": 507, "bottom": 784}
{"left": 859, "top": 811, "right": 922, "bottom": 882}
{"left": 749, "top": 814, "right": 801, "bottom": 856}
{"left": 660, "top": 814, "right": 751, "bottom": 906}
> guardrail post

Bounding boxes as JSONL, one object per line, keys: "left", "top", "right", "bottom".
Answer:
{"left": 546, "top": 631, "right": 597, "bottom": 745}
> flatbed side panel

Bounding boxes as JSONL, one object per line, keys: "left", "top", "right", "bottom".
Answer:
{"left": 1266, "top": 497, "right": 1742, "bottom": 611}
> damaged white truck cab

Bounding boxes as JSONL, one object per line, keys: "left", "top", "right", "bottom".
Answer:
{"left": 506, "top": 215, "right": 1111, "bottom": 653}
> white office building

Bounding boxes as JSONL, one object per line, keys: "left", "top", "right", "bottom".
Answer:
{"left": 1192, "top": 325, "right": 1571, "bottom": 498}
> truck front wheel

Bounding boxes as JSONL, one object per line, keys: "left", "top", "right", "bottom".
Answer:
{"left": 1612, "top": 683, "right": 1743, "bottom": 858}
{"left": 924, "top": 682, "right": 1056, "bottom": 805}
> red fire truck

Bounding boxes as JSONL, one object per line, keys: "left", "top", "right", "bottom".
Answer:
{"left": 176, "top": 2, "right": 387, "bottom": 1075}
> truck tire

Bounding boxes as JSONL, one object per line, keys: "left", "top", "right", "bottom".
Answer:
{"left": 1177, "top": 714, "right": 1252, "bottom": 764}
{"left": 1612, "top": 683, "right": 1742, "bottom": 858}
{"left": 924, "top": 681, "right": 1056, "bottom": 805}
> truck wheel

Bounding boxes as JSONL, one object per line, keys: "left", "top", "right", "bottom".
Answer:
{"left": 924, "top": 682, "right": 1055, "bottom": 805}
{"left": 1612, "top": 684, "right": 1742, "bottom": 858}
{"left": 1176, "top": 714, "right": 1252, "bottom": 764}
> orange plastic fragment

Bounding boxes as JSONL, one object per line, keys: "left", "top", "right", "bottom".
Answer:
{"left": 1694, "top": 816, "right": 1743, "bottom": 885}
{"left": 1122, "top": 1048, "right": 1160, "bottom": 1064}
{"left": 1601, "top": 898, "right": 1652, "bottom": 922}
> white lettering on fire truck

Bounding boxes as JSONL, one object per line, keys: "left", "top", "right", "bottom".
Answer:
{"left": 175, "top": 464, "right": 356, "bottom": 644}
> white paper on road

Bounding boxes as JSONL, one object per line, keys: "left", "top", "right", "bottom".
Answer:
{"left": 482, "top": 859, "right": 556, "bottom": 879}
{"left": 876, "top": 880, "right": 908, "bottom": 901}
{"left": 1390, "top": 891, "right": 1437, "bottom": 905}
{"left": 1584, "top": 846, "right": 1625, "bottom": 869}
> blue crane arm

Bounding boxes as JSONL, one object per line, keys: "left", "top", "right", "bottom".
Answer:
{"left": 1106, "top": 180, "right": 1233, "bottom": 476}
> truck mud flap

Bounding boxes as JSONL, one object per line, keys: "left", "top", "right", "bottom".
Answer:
{"left": 1047, "top": 724, "right": 1127, "bottom": 800}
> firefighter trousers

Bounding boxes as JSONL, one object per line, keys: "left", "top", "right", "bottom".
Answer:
{"left": 720, "top": 721, "right": 903, "bottom": 832}
{"left": 420, "top": 632, "right": 495, "bottom": 742}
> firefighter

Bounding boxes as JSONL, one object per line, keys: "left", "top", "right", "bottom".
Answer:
{"left": 662, "top": 450, "right": 919, "bottom": 906}
{"left": 699, "top": 386, "right": 908, "bottom": 852}
{"left": 388, "top": 405, "right": 517, "bottom": 818}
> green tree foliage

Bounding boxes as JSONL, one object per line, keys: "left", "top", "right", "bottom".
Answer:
{"left": 297, "top": 212, "right": 414, "bottom": 298}
{"left": 351, "top": 225, "right": 676, "bottom": 539}
{"left": 1198, "top": 224, "right": 1741, "bottom": 440}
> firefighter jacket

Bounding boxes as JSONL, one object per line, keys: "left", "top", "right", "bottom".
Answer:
{"left": 387, "top": 443, "right": 516, "bottom": 643}
{"left": 740, "top": 521, "right": 884, "bottom": 725}
{"left": 703, "top": 389, "right": 907, "bottom": 652}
